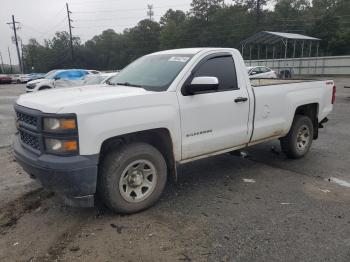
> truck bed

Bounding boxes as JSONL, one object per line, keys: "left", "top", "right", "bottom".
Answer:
{"left": 250, "top": 78, "right": 321, "bottom": 87}
{"left": 249, "top": 77, "right": 333, "bottom": 145}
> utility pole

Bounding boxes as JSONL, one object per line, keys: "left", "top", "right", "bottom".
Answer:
{"left": 66, "top": 3, "right": 74, "bottom": 63}
{"left": 20, "top": 40, "right": 25, "bottom": 73}
{"left": 7, "top": 15, "right": 22, "bottom": 73}
{"left": 0, "top": 52, "right": 5, "bottom": 73}
{"left": 147, "top": 4, "right": 154, "bottom": 21}
{"left": 8, "top": 47, "right": 13, "bottom": 74}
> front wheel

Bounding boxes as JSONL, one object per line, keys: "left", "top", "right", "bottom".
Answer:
{"left": 98, "top": 142, "right": 167, "bottom": 214}
{"left": 280, "top": 115, "right": 314, "bottom": 159}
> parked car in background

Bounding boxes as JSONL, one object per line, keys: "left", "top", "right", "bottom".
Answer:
{"left": 11, "top": 74, "right": 22, "bottom": 83}
{"left": 26, "top": 69, "right": 90, "bottom": 92}
{"left": 19, "top": 74, "right": 31, "bottom": 83}
{"left": 28, "top": 73, "right": 45, "bottom": 81}
{"left": 0, "top": 74, "right": 12, "bottom": 84}
{"left": 12, "top": 73, "right": 45, "bottom": 83}
{"left": 83, "top": 72, "right": 118, "bottom": 86}
{"left": 247, "top": 66, "right": 278, "bottom": 79}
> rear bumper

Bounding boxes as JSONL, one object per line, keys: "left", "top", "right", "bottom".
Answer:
{"left": 13, "top": 134, "right": 99, "bottom": 207}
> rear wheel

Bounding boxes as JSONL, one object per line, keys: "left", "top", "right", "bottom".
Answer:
{"left": 280, "top": 115, "right": 313, "bottom": 159}
{"left": 98, "top": 142, "right": 167, "bottom": 214}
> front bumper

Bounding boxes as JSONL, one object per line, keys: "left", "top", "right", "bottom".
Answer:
{"left": 13, "top": 134, "right": 99, "bottom": 207}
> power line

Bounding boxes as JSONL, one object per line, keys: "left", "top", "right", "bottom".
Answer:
{"left": 77, "top": 16, "right": 152, "bottom": 22}
{"left": 37, "top": 17, "right": 67, "bottom": 39}
{"left": 26, "top": 7, "right": 67, "bottom": 41}
{"left": 73, "top": 3, "right": 191, "bottom": 14}
{"left": 20, "top": 24, "right": 45, "bottom": 35}
{"left": 69, "top": 0, "right": 123, "bottom": 5}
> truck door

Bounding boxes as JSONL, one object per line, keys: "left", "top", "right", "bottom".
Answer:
{"left": 177, "top": 53, "right": 251, "bottom": 160}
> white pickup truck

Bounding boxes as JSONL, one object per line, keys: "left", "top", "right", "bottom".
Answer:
{"left": 13, "top": 48, "right": 335, "bottom": 213}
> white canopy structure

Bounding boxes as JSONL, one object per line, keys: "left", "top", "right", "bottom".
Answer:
{"left": 241, "top": 31, "right": 320, "bottom": 45}
{"left": 240, "top": 31, "right": 321, "bottom": 76}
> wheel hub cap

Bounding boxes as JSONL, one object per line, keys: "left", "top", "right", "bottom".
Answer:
{"left": 128, "top": 171, "right": 143, "bottom": 187}
{"left": 296, "top": 125, "right": 310, "bottom": 151}
{"left": 119, "top": 160, "right": 158, "bottom": 203}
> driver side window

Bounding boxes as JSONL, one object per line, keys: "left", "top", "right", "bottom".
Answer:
{"left": 193, "top": 56, "right": 238, "bottom": 91}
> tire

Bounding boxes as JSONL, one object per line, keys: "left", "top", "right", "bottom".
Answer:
{"left": 98, "top": 142, "right": 167, "bottom": 214}
{"left": 280, "top": 115, "right": 314, "bottom": 159}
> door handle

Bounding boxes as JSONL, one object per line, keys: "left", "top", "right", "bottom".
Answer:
{"left": 234, "top": 97, "right": 248, "bottom": 103}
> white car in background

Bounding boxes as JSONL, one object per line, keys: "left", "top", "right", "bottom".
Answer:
{"left": 11, "top": 74, "right": 30, "bottom": 83}
{"left": 26, "top": 69, "right": 90, "bottom": 93}
{"left": 11, "top": 74, "right": 22, "bottom": 83}
{"left": 83, "top": 72, "right": 118, "bottom": 86}
{"left": 19, "top": 74, "right": 31, "bottom": 83}
{"left": 247, "top": 66, "right": 278, "bottom": 79}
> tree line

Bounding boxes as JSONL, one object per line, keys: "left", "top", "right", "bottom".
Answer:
{"left": 18, "top": 0, "right": 350, "bottom": 73}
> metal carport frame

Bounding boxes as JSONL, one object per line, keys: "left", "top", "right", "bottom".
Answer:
{"left": 240, "top": 31, "right": 321, "bottom": 77}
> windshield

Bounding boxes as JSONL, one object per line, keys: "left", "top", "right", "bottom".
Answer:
{"left": 44, "top": 70, "right": 59, "bottom": 79}
{"left": 107, "top": 54, "right": 194, "bottom": 91}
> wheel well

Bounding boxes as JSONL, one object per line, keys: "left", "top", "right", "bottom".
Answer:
{"left": 100, "top": 128, "right": 177, "bottom": 181}
{"left": 39, "top": 86, "right": 51, "bottom": 90}
{"left": 294, "top": 103, "right": 319, "bottom": 139}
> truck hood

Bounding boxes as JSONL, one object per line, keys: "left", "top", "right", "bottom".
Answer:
{"left": 16, "top": 84, "right": 150, "bottom": 113}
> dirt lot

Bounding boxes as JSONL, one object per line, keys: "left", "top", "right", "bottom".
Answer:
{"left": 0, "top": 79, "right": 350, "bottom": 262}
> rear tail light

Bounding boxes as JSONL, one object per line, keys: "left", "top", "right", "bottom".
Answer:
{"left": 332, "top": 85, "right": 336, "bottom": 104}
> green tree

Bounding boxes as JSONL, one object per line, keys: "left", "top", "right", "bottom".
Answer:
{"left": 234, "top": 0, "right": 271, "bottom": 26}
{"left": 159, "top": 9, "right": 186, "bottom": 49}
{"left": 124, "top": 19, "right": 161, "bottom": 61}
{"left": 190, "top": 0, "right": 224, "bottom": 21}
{"left": 160, "top": 9, "right": 186, "bottom": 26}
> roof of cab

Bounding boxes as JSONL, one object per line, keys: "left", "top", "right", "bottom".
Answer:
{"left": 150, "top": 48, "right": 237, "bottom": 56}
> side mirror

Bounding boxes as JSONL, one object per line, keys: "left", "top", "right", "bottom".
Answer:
{"left": 250, "top": 71, "right": 257, "bottom": 75}
{"left": 54, "top": 76, "right": 61, "bottom": 80}
{"left": 185, "top": 76, "right": 219, "bottom": 95}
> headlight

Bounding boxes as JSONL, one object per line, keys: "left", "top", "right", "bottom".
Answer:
{"left": 45, "top": 138, "right": 78, "bottom": 154}
{"left": 43, "top": 117, "right": 77, "bottom": 131}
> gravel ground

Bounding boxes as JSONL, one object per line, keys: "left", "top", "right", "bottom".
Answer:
{"left": 0, "top": 78, "right": 349, "bottom": 262}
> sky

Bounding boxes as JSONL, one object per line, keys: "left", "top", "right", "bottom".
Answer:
{"left": 0, "top": 0, "right": 196, "bottom": 65}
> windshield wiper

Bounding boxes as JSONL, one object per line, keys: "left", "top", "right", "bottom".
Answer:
{"left": 116, "top": 82, "right": 142, "bottom": 88}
